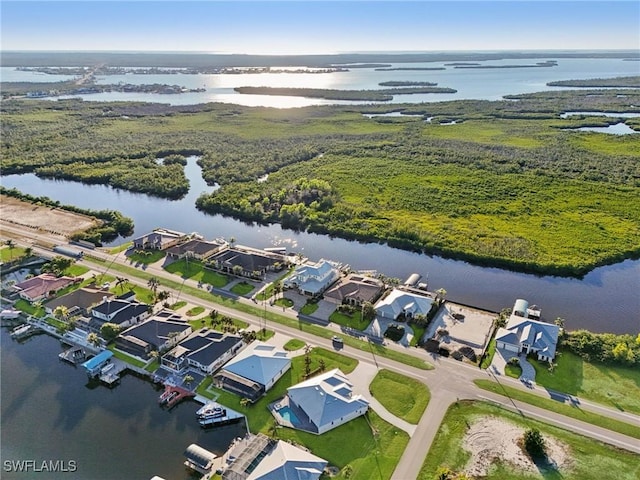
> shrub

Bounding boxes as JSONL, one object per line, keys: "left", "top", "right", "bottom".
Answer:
{"left": 522, "top": 428, "right": 546, "bottom": 459}
{"left": 384, "top": 324, "right": 405, "bottom": 342}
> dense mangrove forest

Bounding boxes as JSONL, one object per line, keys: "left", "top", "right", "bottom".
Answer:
{"left": 1, "top": 85, "right": 639, "bottom": 275}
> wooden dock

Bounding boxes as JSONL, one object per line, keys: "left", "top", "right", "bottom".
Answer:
{"left": 158, "top": 384, "right": 195, "bottom": 409}
{"left": 59, "top": 346, "right": 86, "bottom": 365}
{"left": 98, "top": 359, "right": 128, "bottom": 386}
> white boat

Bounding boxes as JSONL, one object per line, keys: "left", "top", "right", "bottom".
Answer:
{"left": 196, "top": 402, "right": 224, "bottom": 418}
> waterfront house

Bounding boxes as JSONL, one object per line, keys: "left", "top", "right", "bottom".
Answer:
{"left": 115, "top": 314, "right": 192, "bottom": 359}
{"left": 215, "top": 342, "right": 291, "bottom": 402}
{"left": 89, "top": 296, "right": 150, "bottom": 332}
{"left": 161, "top": 329, "right": 243, "bottom": 374}
{"left": 222, "top": 434, "right": 327, "bottom": 480}
{"left": 374, "top": 288, "right": 434, "bottom": 320}
{"left": 274, "top": 368, "right": 369, "bottom": 435}
{"left": 210, "top": 247, "right": 282, "bottom": 277}
{"left": 495, "top": 299, "right": 560, "bottom": 362}
{"left": 323, "top": 273, "right": 383, "bottom": 306}
{"left": 45, "top": 287, "right": 114, "bottom": 316}
{"left": 132, "top": 228, "right": 186, "bottom": 251}
{"left": 165, "top": 238, "right": 226, "bottom": 261}
{"left": 13, "top": 273, "right": 79, "bottom": 302}
{"left": 283, "top": 259, "right": 340, "bottom": 296}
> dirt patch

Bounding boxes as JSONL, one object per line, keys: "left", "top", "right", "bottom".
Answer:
{"left": 462, "top": 416, "right": 571, "bottom": 477}
{"left": 0, "top": 195, "right": 99, "bottom": 237}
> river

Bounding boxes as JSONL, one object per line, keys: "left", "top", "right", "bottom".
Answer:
{"left": 2, "top": 157, "right": 639, "bottom": 335}
{"left": 0, "top": 331, "right": 246, "bottom": 480}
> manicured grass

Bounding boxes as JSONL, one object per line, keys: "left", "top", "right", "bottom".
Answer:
{"left": 504, "top": 363, "right": 522, "bottom": 378}
{"left": 144, "top": 359, "right": 160, "bottom": 372}
{"left": 186, "top": 306, "right": 205, "bottom": 317}
{"left": 45, "top": 316, "right": 67, "bottom": 330}
{"left": 369, "top": 369, "right": 430, "bottom": 424}
{"left": 474, "top": 379, "right": 640, "bottom": 440}
{"left": 14, "top": 299, "right": 46, "bottom": 318}
{"left": 329, "top": 309, "right": 370, "bottom": 331}
{"left": 126, "top": 249, "right": 166, "bottom": 264}
{"left": 1, "top": 245, "right": 26, "bottom": 262}
{"left": 164, "top": 259, "right": 229, "bottom": 287}
{"left": 255, "top": 269, "right": 294, "bottom": 301}
{"left": 107, "top": 345, "right": 146, "bottom": 368}
{"left": 189, "top": 316, "right": 250, "bottom": 332}
{"left": 83, "top": 258, "right": 433, "bottom": 371}
{"left": 202, "top": 348, "right": 408, "bottom": 479}
{"left": 274, "top": 297, "right": 294, "bottom": 308}
{"left": 108, "top": 242, "right": 132, "bottom": 254}
{"left": 418, "top": 400, "right": 640, "bottom": 480}
{"left": 120, "top": 285, "right": 155, "bottom": 304}
{"left": 480, "top": 337, "right": 497, "bottom": 369}
{"left": 299, "top": 301, "right": 319, "bottom": 315}
{"left": 409, "top": 323, "right": 426, "bottom": 347}
{"left": 230, "top": 281, "right": 255, "bottom": 296}
{"left": 283, "top": 339, "right": 306, "bottom": 351}
{"left": 62, "top": 264, "right": 90, "bottom": 276}
{"left": 530, "top": 349, "right": 640, "bottom": 415}
{"left": 169, "top": 300, "right": 187, "bottom": 310}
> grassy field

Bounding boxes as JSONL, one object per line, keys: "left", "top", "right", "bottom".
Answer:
{"left": 505, "top": 363, "right": 522, "bottom": 378}
{"left": 474, "top": 379, "right": 640, "bottom": 439}
{"left": 164, "top": 259, "right": 229, "bottom": 287}
{"left": 199, "top": 347, "right": 409, "bottom": 479}
{"left": 274, "top": 297, "right": 294, "bottom": 308}
{"left": 107, "top": 345, "right": 146, "bottom": 368}
{"left": 1, "top": 245, "right": 26, "bottom": 262}
{"left": 530, "top": 350, "right": 640, "bottom": 415}
{"left": 283, "top": 339, "right": 306, "bottom": 351}
{"left": 369, "top": 369, "right": 430, "bottom": 424}
{"left": 230, "top": 281, "right": 255, "bottom": 296}
{"left": 299, "top": 301, "right": 319, "bottom": 315}
{"left": 330, "top": 309, "right": 371, "bottom": 330}
{"left": 14, "top": 299, "right": 46, "bottom": 317}
{"left": 185, "top": 306, "right": 205, "bottom": 317}
{"left": 62, "top": 264, "right": 90, "bottom": 276}
{"left": 169, "top": 300, "right": 187, "bottom": 310}
{"left": 418, "top": 400, "right": 640, "bottom": 480}
{"left": 126, "top": 250, "right": 166, "bottom": 265}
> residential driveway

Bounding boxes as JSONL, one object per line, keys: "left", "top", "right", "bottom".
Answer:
{"left": 518, "top": 355, "right": 536, "bottom": 382}
{"left": 490, "top": 347, "right": 517, "bottom": 376}
{"left": 365, "top": 317, "right": 410, "bottom": 346}
{"left": 347, "top": 363, "right": 417, "bottom": 437}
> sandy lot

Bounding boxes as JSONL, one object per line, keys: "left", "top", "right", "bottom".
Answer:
{"left": 1, "top": 195, "right": 99, "bottom": 237}
{"left": 425, "top": 302, "right": 495, "bottom": 355}
{"left": 462, "top": 417, "right": 571, "bottom": 477}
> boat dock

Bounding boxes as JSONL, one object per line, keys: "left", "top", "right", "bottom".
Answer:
{"left": 196, "top": 401, "right": 244, "bottom": 428}
{"left": 10, "top": 323, "right": 41, "bottom": 340}
{"left": 158, "top": 384, "right": 195, "bottom": 409}
{"left": 59, "top": 346, "right": 87, "bottom": 365}
{"left": 99, "top": 360, "right": 128, "bottom": 386}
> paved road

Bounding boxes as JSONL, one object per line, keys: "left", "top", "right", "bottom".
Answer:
{"left": 3, "top": 223, "right": 640, "bottom": 479}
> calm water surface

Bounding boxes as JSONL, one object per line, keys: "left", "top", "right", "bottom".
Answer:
{"left": 0, "top": 332, "right": 246, "bottom": 480}
{"left": 2, "top": 158, "right": 639, "bottom": 334}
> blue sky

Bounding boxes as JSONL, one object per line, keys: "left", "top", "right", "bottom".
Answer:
{"left": 1, "top": 1, "right": 638, "bottom": 53}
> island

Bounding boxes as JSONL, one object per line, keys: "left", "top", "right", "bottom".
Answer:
{"left": 233, "top": 86, "right": 457, "bottom": 101}
{"left": 547, "top": 76, "right": 640, "bottom": 88}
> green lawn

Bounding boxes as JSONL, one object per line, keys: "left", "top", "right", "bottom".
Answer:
{"left": 299, "top": 301, "right": 319, "bottom": 315}
{"left": 62, "top": 264, "right": 90, "bottom": 276}
{"left": 186, "top": 306, "right": 205, "bottom": 317}
{"left": 418, "top": 400, "right": 640, "bottom": 480}
{"left": 330, "top": 309, "right": 371, "bottom": 331}
{"left": 201, "top": 348, "right": 408, "bottom": 479}
{"left": 369, "top": 369, "right": 430, "bottom": 424}
{"left": 107, "top": 345, "right": 146, "bottom": 368}
{"left": 283, "top": 339, "right": 306, "bottom": 351}
{"left": 1, "top": 245, "right": 27, "bottom": 262}
{"left": 230, "top": 281, "right": 255, "bottom": 296}
{"left": 505, "top": 363, "right": 522, "bottom": 378}
{"left": 409, "top": 323, "right": 426, "bottom": 347}
{"left": 530, "top": 349, "right": 640, "bottom": 415}
{"left": 14, "top": 299, "right": 46, "bottom": 318}
{"left": 169, "top": 300, "right": 187, "bottom": 310}
{"left": 274, "top": 297, "right": 294, "bottom": 308}
{"left": 144, "top": 359, "right": 160, "bottom": 373}
{"left": 108, "top": 242, "right": 132, "bottom": 254}
{"left": 126, "top": 249, "right": 166, "bottom": 264}
{"left": 480, "top": 337, "right": 497, "bottom": 369}
{"left": 474, "top": 379, "right": 640, "bottom": 440}
{"left": 164, "top": 259, "right": 229, "bottom": 287}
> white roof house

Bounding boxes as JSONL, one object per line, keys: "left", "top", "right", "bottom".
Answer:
{"left": 284, "top": 368, "right": 369, "bottom": 435}
{"left": 283, "top": 259, "right": 340, "bottom": 296}
{"left": 222, "top": 342, "right": 291, "bottom": 392}
{"left": 374, "top": 288, "right": 434, "bottom": 319}
{"left": 246, "top": 441, "right": 327, "bottom": 480}
{"left": 495, "top": 299, "right": 560, "bottom": 362}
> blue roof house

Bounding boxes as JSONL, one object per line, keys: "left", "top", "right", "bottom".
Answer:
{"left": 221, "top": 342, "right": 291, "bottom": 392}
{"left": 283, "top": 259, "right": 339, "bottom": 296}
{"left": 82, "top": 350, "right": 113, "bottom": 377}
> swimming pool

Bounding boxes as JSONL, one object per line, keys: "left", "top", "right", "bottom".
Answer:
{"left": 277, "top": 406, "right": 300, "bottom": 424}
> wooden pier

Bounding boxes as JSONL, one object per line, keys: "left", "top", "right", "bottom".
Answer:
{"left": 59, "top": 346, "right": 86, "bottom": 365}
{"left": 10, "top": 323, "right": 42, "bottom": 340}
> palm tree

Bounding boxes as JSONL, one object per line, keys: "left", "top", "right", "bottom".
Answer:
{"left": 5, "top": 239, "right": 15, "bottom": 261}
{"left": 147, "top": 276, "right": 160, "bottom": 302}
{"left": 53, "top": 305, "right": 69, "bottom": 323}
{"left": 184, "top": 374, "right": 194, "bottom": 386}
{"left": 435, "top": 288, "right": 447, "bottom": 304}
{"left": 87, "top": 332, "right": 101, "bottom": 347}
{"left": 23, "top": 247, "right": 33, "bottom": 259}
{"left": 157, "top": 290, "right": 170, "bottom": 303}
{"left": 115, "top": 276, "right": 127, "bottom": 292}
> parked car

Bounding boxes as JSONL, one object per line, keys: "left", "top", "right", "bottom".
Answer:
{"left": 332, "top": 336, "right": 344, "bottom": 346}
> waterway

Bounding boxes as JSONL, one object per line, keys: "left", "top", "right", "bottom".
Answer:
{"left": 0, "top": 331, "right": 246, "bottom": 480}
{"left": 4, "top": 57, "right": 639, "bottom": 107}
{"left": 2, "top": 157, "right": 639, "bottom": 334}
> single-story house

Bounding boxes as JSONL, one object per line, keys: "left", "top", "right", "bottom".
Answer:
{"left": 115, "top": 315, "right": 192, "bottom": 359}
{"left": 215, "top": 342, "right": 291, "bottom": 402}
{"left": 132, "top": 228, "right": 186, "bottom": 251}
{"left": 275, "top": 368, "right": 369, "bottom": 435}
{"left": 166, "top": 239, "right": 226, "bottom": 261}
{"left": 283, "top": 259, "right": 340, "bottom": 296}
{"left": 45, "top": 287, "right": 114, "bottom": 316}
{"left": 210, "top": 247, "right": 282, "bottom": 277}
{"left": 323, "top": 273, "right": 383, "bottom": 306}
{"left": 374, "top": 288, "right": 434, "bottom": 320}
{"left": 495, "top": 299, "right": 560, "bottom": 362}
{"left": 161, "top": 329, "right": 243, "bottom": 374}
{"left": 89, "top": 296, "right": 150, "bottom": 332}
{"left": 13, "top": 274, "right": 79, "bottom": 302}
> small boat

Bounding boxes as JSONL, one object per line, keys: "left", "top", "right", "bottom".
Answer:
{"left": 196, "top": 402, "right": 224, "bottom": 418}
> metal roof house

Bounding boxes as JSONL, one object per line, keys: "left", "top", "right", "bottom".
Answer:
{"left": 114, "top": 314, "right": 192, "bottom": 359}
{"left": 274, "top": 368, "right": 369, "bottom": 435}
{"left": 283, "top": 259, "right": 340, "bottom": 296}
{"left": 215, "top": 342, "right": 291, "bottom": 402}
{"left": 246, "top": 440, "right": 327, "bottom": 480}
{"left": 495, "top": 299, "right": 560, "bottom": 362}
{"left": 81, "top": 350, "right": 113, "bottom": 377}
{"left": 184, "top": 443, "right": 217, "bottom": 475}
{"left": 374, "top": 288, "right": 434, "bottom": 320}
